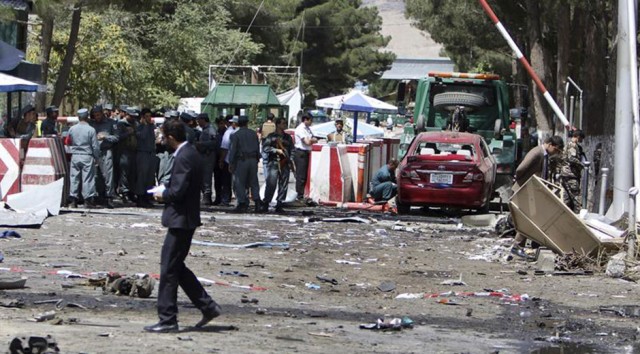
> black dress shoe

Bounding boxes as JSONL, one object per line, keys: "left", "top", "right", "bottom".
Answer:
{"left": 143, "top": 322, "right": 179, "bottom": 333}
{"left": 195, "top": 305, "right": 221, "bottom": 328}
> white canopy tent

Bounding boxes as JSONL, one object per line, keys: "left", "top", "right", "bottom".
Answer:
{"left": 315, "top": 90, "right": 397, "bottom": 139}
{"left": 0, "top": 72, "right": 44, "bottom": 93}
{"left": 310, "top": 120, "right": 384, "bottom": 140}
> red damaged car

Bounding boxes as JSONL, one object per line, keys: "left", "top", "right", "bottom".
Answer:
{"left": 396, "top": 131, "right": 496, "bottom": 213}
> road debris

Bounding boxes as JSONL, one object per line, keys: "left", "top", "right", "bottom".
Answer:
{"left": 9, "top": 335, "right": 59, "bottom": 353}
{"left": 377, "top": 281, "right": 396, "bottom": 292}
{"left": 0, "top": 276, "right": 27, "bottom": 290}
{"left": 0, "top": 230, "right": 21, "bottom": 238}
{"left": 440, "top": 274, "right": 466, "bottom": 286}
{"left": 359, "top": 317, "right": 414, "bottom": 331}
{"left": 316, "top": 274, "right": 338, "bottom": 285}
{"left": 219, "top": 270, "right": 249, "bottom": 277}
{"left": 305, "top": 282, "right": 321, "bottom": 290}
{"left": 192, "top": 240, "right": 290, "bottom": 249}
{"left": 0, "top": 298, "right": 24, "bottom": 308}
{"left": 32, "top": 310, "right": 57, "bottom": 322}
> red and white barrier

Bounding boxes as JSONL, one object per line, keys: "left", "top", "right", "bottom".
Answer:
{"left": 0, "top": 139, "right": 22, "bottom": 201}
{"left": 345, "top": 143, "right": 370, "bottom": 202}
{"left": 358, "top": 139, "right": 384, "bottom": 185}
{"left": 21, "top": 138, "right": 68, "bottom": 198}
{"left": 308, "top": 144, "right": 353, "bottom": 203}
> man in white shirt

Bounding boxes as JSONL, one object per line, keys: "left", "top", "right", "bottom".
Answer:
{"left": 218, "top": 116, "right": 239, "bottom": 206}
{"left": 293, "top": 113, "right": 318, "bottom": 200}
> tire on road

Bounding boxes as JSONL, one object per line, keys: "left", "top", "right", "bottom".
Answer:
{"left": 396, "top": 201, "right": 411, "bottom": 214}
{"left": 433, "top": 92, "right": 486, "bottom": 111}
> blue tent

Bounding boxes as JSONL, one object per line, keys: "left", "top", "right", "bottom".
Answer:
{"left": 315, "top": 90, "right": 397, "bottom": 140}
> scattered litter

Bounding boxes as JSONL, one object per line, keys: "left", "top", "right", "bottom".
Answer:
{"left": 130, "top": 223, "right": 152, "bottom": 228}
{"left": 394, "top": 289, "right": 530, "bottom": 302}
{"left": 377, "top": 281, "right": 396, "bottom": 292}
{"left": 359, "top": 317, "right": 414, "bottom": 331}
{"left": 305, "top": 282, "right": 321, "bottom": 290}
{"left": 0, "top": 276, "right": 27, "bottom": 290}
{"left": 275, "top": 336, "right": 305, "bottom": 342}
{"left": 46, "top": 263, "right": 78, "bottom": 269}
{"left": 192, "top": 240, "right": 290, "bottom": 249}
{"left": 335, "top": 260, "right": 361, "bottom": 265}
{"left": 0, "top": 230, "right": 21, "bottom": 238}
{"left": 177, "top": 336, "right": 193, "bottom": 341}
{"left": 98, "top": 333, "right": 113, "bottom": 338}
{"left": 305, "top": 217, "right": 371, "bottom": 224}
{"left": 34, "top": 299, "right": 62, "bottom": 305}
{"left": 219, "top": 270, "right": 249, "bottom": 277}
{"left": 198, "top": 277, "right": 267, "bottom": 291}
{"left": 375, "top": 228, "right": 388, "bottom": 235}
{"left": 9, "top": 335, "right": 59, "bottom": 353}
{"left": 279, "top": 284, "right": 296, "bottom": 289}
{"left": 105, "top": 273, "right": 155, "bottom": 298}
{"left": 466, "top": 308, "right": 473, "bottom": 317}
{"left": 308, "top": 332, "right": 334, "bottom": 338}
{"left": 606, "top": 253, "right": 627, "bottom": 278}
{"left": 49, "top": 270, "right": 85, "bottom": 278}
{"left": 0, "top": 298, "right": 24, "bottom": 308}
{"left": 316, "top": 275, "right": 338, "bottom": 285}
{"left": 440, "top": 274, "right": 466, "bottom": 286}
{"left": 461, "top": 214, "right": 496, "bottom": 227}
{"left": 32, "top": 310, "right": 57, "bottom": 322}
{"left": 438, "top": 298, "right": 462, "bottom": 305}
{"left": 600, "top": 305, "right": 640, "bottom": 318}
{"left": 240, "top": 296, "right": 259, "bottom": 304}
{"left": 256, "top": 308, "right": 267, "bottom": 315}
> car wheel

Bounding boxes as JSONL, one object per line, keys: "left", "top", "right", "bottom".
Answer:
{"left": 397, "top": 202, "right": 410, "bottom": 214}
{"left": 433, "top": 92, "right": 486, "bottom": 111}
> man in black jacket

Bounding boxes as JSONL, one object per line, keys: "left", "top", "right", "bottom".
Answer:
{"left": 144, "top": 120, "right": 221, "bottom": 333}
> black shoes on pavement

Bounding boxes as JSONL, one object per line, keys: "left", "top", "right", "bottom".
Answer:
{"left": 144, "top": 305, "right": 221, "bottom": 332}
{"left": 143, "top": 322, "right": 179, "bottom": 333}
{"left": 195, "top": 304, "right": 222, "bottom": 328}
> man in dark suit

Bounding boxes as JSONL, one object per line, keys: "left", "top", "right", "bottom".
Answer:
{"left": 144, "top": 119, "right": 221, "bottom": 333}
{"left": 509, "top": 135, "right": 564, "bottom": 258}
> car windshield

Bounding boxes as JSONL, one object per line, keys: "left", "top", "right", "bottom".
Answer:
{"left": 415, "top": 141, "right": 475, "bottom": 157}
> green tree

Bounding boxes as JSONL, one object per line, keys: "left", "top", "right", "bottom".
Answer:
{"left": 405, "top": 0, "right": 614, "bottom": 136}
{"left": 227, "top": 0, "right": 394, "bottom": 106}
{"left": 36, "top": 0, "right": 262, "bottom": 109}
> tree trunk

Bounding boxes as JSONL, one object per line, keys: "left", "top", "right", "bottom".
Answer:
{"left": 51, "top": 2, "right": 82, "bottom": 108}
{"left": 582, "top": 1, "right": 611, "bottom": 137}
{"left": 526, "top": 0, "right": 552, "bottom": 138}
{"left": 36, "top": 16, "right": 54, "bottom": 112}
{"left": 556, "top": 2, "right": 570, "bottom": 128}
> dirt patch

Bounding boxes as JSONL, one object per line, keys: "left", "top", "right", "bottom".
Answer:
{"left": 0, "top": 206, "right": 638, "bottom": 353}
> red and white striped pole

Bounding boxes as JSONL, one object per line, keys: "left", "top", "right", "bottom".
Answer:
{"left": 478, "top": 0, "right": 571, "bottom": 129}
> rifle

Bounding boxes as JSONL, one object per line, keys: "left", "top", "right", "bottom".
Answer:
{"left": 276, "top": 136, "right": 295, "bottom": 173}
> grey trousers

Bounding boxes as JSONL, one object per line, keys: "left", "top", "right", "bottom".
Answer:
{"left": 70, "top": 154, "right": 97, "bottom": 199}
{"left": 95, "top": 149, "right": 115, "bottom": 198}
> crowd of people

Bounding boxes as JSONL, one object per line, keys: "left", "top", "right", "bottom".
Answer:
{"left": 3, "top": 104, "right": 372, "bottom": 213}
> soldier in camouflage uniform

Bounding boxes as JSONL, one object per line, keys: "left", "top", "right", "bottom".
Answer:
{"left": 558, "top": 130, "right": 585, "bottom": 213}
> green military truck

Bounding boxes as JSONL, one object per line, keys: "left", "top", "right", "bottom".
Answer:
{"left": 399, "top": 72, "right": 522, "bottom": 203}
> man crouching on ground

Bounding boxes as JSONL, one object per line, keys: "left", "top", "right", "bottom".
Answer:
{"left": 144, "top": 119, "right": 221, "bottom": 333}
